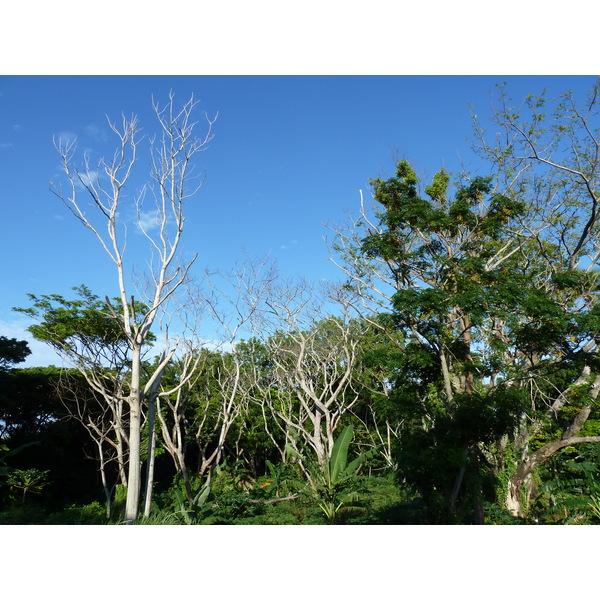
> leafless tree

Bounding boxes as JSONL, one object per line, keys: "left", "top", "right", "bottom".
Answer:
{"left": 50, "top": 92, "right": 216, "bottom": 522}
{"left": 243, "top": 275, "right": 368, "bottom": 482}
{"left": 55, "top": 370, "right": 126, "bottom": 517}
{"left": 153, "top": 257, "right": 276, "bottom": 496}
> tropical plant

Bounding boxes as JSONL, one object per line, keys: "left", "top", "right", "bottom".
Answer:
{"left": 535, "top": 446, "right": 600, "bottom": 523}
{"left": 329, "top": 139, "right": 600, "bottom": 521}
{"left": 170, "top": 485, "right": 211, "bottom": 524}
{"left": 288, "top": 425, "right": 376, "bottom": 523}
{"left": 6, "top": 468, "right": 51, "bottom": 504}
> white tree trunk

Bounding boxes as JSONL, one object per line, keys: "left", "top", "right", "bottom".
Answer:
{"left": 142, "top": 397, "right": 157, "bottom": 518}
{"left": 124, "top": 346, "right": 143, "bottom": 523}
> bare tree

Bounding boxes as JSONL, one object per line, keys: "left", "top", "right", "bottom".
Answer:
{"left": 49, "top": 92, "right": 216, "bottom": 522}
{"left": 194, "top": 257, "right": 277, "bottom": 479}
{"left": 55, "top": 370, "right": 125, "bottom": 517}
{"left": 153, "top": 257, "right": 275, "bottom": 496}
{"left": 141, "top": 343, "right": 203, "bottom": 513}
{"left": 245, "top": 276, "right": 368, "bottom": 482}
{"left": 154, "top": 350, "right": 203, "bottom": 503}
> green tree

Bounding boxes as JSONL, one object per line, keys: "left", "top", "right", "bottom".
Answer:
{"left": 330, "top": 152, "right": 600, "bottom": 522}
{"left": 471, "top": 81, "right": 600, "bottom": 516}
{"left": 0, "top": 336, "right": 30, "bottom": 372}
{"left": 0, "top": 366, "right": 64, "bottom": 440}
{"left": 0, "top": 367, "right": 100, "bottom": 512}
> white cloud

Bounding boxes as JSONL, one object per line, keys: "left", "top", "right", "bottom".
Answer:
{"left": 0, "top": 142, "right": 12, "bottom": 149}
{"left": 280, "top": 239, "right": 299, "bottom": 250}
{"left": 137, "top": 208, "right": 163, "bottom": 233}
{"left": 74, "top": 169, "right": 99, "bottom": 190}
{"left": 84, "top": 124, "right": 108, "bottom": 143}
{"left": 55, "top": 131, "right": 77, "bottom": 147}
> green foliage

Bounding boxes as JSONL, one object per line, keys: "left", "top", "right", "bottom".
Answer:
{"left": 0, "top": 367, "right": 66, "bottom": 439}
{"left": 0, "top": 504, "right": 49, "bottom": 524}
{"left": 6, "top": 468, "right": 51, "bottom": 504}
{"left": 43, "top": 501, "right": 108, "bottom": 525}
{"left": 0, "top": 336, "right": 31, "bottom": 371}
{"left": 287, "top": 425, "right": 377, "bottom": 524}
{"left": 170, "top": 485, "right": 211, "bottom": 524}
{"left": 534, "top": 445, "right": 600, "bottom": 524}
{"left": 111, "top": 484, "right": 128, "bottom": 518}
{"left": 13, "top": 285, "right": 155, "bottom": 366}
{"left": 0, "top": 500, "right": 109, "bottom": 525}
{"left": 482, "top": 502, "right": 526, "bottom": 525}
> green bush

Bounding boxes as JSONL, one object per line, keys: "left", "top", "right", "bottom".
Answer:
{"left": 44, "top": 501, "right": 108, "bottom": 525}
{"left": 0, "top": 505, "right": 48, "bottom": 524}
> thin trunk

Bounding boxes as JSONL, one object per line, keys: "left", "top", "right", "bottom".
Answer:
{"left": 461, "top": 314, "right": 474, "bottom": 395}
{"left": 95, "top": 439, "right": 112, "bottom": 519}
{"left": 143, "top": 374, "right": 163, "bottom": 518}
{"left": 177, "top": 450, "right": 194, "bottom": 503}
{"left": 142, "top": 395, "right": 157, "bottom": 518}
{"left": 124, "top": 346, "right": 143, "bottom": 523}
{"left": 313, "top": 412, "right": 327, "bottom": 467}
{"left": 112, "top": 401, "right": 128, "bottom": 486}
{"left": 440, "top": 348, "right": 454, "bottom": 406}
{"left": 449, "top": 446, "right": 467, "bottom": 518}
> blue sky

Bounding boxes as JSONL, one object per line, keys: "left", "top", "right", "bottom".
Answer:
{"left": 1, "top": 75, "right": 598, "bottom": 366}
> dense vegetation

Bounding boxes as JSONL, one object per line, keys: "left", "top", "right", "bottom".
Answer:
{"left": 2, "top": 82, "right": 600, "bottom": 525}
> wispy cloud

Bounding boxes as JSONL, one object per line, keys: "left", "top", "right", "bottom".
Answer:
{"left": 74, "top": 169, "right": 99, "bottom": 190}
{"left": 0, "top": 124, "right": 21, "bottom": 149}
{"left": 280, "top": 239, "right": 299, "bottom": 250}
{"left": 137, "top": 208, "right": 163, "bottom": 233}
{"left": 84, "top": 123, "right": 108, "bottom": 143}
{"left": 55, "top": 130, "right": 77, "bottom": 147}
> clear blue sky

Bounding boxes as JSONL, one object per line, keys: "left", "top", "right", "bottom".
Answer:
{"left": 1, "top": 75, "right": 597, "bottom": 366}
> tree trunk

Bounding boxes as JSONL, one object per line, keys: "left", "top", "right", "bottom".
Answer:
{"left": 142, "top": 395, "right": 157, "bottom": 518}
{"left": 95, "top": 438, "right": 112, "bottom": 518}
{"left": 312, "top": 412, "right": 328, "bottom": 467}
{"left": 177, "top": 450, "right": 194, "bottom": 504}
{"left": 114, "top": 403, "right": 129, "bottom": 486}
{"left": 506, "top": 373, "right": 600, "bottom": 517}
{"left": 507, "top": 434, "right": 600, "bottom": 517}
{"left": 142, "top": 372, "right": 164, "bottom": 518}
{"left": 124, "top": 346, "right": 143, "bottom": 523}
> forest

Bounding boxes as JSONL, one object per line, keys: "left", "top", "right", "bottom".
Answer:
{"left": 2, "top": 82, "right": 600, "bottom": 526}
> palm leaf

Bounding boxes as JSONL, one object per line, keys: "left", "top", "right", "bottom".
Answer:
{"left": 329, "top": 425, "right": 354, "bottom": 484}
